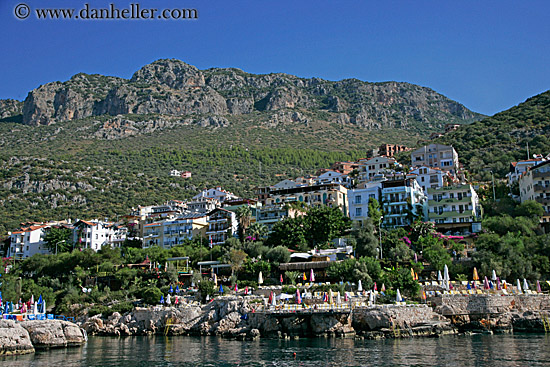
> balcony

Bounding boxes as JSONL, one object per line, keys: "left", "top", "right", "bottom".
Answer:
{"left": 533, "top": 184, "right": 550, "bottom": 192}
{"left": 536, "top": 197, "right": 550, "bottom": 205}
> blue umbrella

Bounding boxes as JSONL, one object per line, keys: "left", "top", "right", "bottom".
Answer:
{"left": 176, "top": 286, "right": 180, "bottom": 294}
{"left": 169, "top": 285, "right": 173, "bottom": 293}
{"left": 467, "top": 283, "right": 472, "bottom": 290}
{"left": 219, "top": 284, "right": 224, "bottom": 293}
{"left": 160, "top": 295, "right": 165, "bottom": 304}
{"left": 38, "top": 295, "right": 43, "bottom": 304}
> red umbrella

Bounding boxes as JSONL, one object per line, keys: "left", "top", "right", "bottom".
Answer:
{"left": 280, "top": 274, "right": 283, "bottom": 284}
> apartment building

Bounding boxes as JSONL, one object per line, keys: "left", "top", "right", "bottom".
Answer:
{"left": 348, "top": 182, "right": 383, "bottom": 221}
{"left": 265, "top": 183, "right": 348, "bottom": 216}
{"left": 73, "top": 220, "right": 127, "bottom": 251}
{"left": 411, "top": 144, "right": 459, "bottom": 175}
{"left": 380, "top": 178, "right": 427, "bottom": 227}
{"left": 143, "top": 213, "right": 208, "bottom": 248}
{"left": 427, "top": 184, "right": 482, "bottom": 234}
{"left": 409, "top": 166, "right": 448, "bottom": 193}
{"left": 8, "top": 224, "right": 51, "bottom": 258}
{"left": 206, "top": 208, "right": 238, "bottom": 246}
{"left": 357, "top": 156, "right": 401, "bottom": 182}
{"left": 519, "top": 161, "right": 550, "bottom": 223}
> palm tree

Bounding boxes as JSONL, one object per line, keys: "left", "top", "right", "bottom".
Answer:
{"left": 246, "top": 222, "right": 269, "bottom": 241}
{"left": 235, "top": 205, "right": 252, "bottom": 240}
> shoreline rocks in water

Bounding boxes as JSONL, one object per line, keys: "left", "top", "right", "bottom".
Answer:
{"left": 0, "top": 319, "right": 86, "bottom": 356}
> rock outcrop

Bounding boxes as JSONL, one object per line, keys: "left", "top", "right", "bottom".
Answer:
{"left": 15, "top": 59, "right": 482, "bottom": 128}
{"left": 20, "top": 320, "right": 87, "bottom": 348}
{"left": 0, "top": 320, "right": 35, "bottom": 356}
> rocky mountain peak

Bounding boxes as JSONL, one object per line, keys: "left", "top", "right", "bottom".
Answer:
{"left": 130, "top": 59, "right": 205, "bottom": 89}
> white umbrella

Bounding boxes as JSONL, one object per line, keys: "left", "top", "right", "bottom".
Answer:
{"left": 437, "top": 270, "right": 443, "bottom": 281}
{"left": 396, "top": 289, "right": 402, "bottom": 303}
{"left": 258, "top": 271, "right": 263, "bottom": 285}
{"left": 491, "top": 270, "right": 497, "bottom": 281}
{"left": 271, "top": 293, "right": 277, "bottom": 306}
{"left": 42, "top": 299, "right": 46, "bottom": 314}
{"left": 33, "top": 302, "right": 38, "bottom": 315}
{"left": 213, "top": 273, "right": 218, "bottom": 287}
{"left": 329, "top": 289, "right": 334, "bottom": 304}
{"left": 443, "top": 265, "right": 450, "bottom": 290}
{"left": 517, "top": 279, "right": 522, "bottom": 293}
{"left": 337, "top": 292, "right": 341, "bottom": 304}
{"left": 369, "top": 291, "right": 374, "bottom": 305}
{"left": 166, "top": 294, "right": 171, "bottom": 305}
{"left": 357, "top": 280, "right": 363, "bottom": 292}
{"left": 276, "top": 293, "right": 293, "bottom": 301}
{"left": 523, "top": 279, "right": 529, "bottom": 290}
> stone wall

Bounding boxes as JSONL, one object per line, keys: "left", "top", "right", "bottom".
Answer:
{"left": 432, "top": 294, "right": 550, "bottom": 316}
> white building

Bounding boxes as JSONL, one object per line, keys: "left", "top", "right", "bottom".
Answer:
{"left": 381, "top": 178, "right": 427, "bottom": 227}
{"left": 8, "top": 224, "right": 51, "bottom": 258}
{"left": 206, "top": 208, "right": 238, "bottom": 246}
{"left": 73, "top": 220, "right": 127, "bottom": 251}
{"left": 357, "top": 156, "right": 401, "bottom": 182}
{"left": 143, "top": 213, "right": 208, "bottom": 248}
{"left": 193, "top": 187, "right": 239, "bottom": 203}
{"left": 427, "top": 184, "right": 482, "bottom": 234}
{"left": 315, "top": 170, "right": 350, "bottom": 186}
{"left": 411, "top": 144, "right": 459, "bottom": 175}
{"left": 519, "top": 160, "right": 550, "bottom": 224}
{"left": 348, "top": 182, "right": 383, "bottom": 221}
{"left": 507, "top": 156, "right": 547, "bottom": 186}
{"left": 409, "top": 166, "right": 448, "bottom": 193}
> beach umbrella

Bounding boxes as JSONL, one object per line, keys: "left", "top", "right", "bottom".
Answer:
{"left": 206, "top": 294, "right": 210, "bottom": 302}
{"left": 344, "top": 292, "right": 349, "bottom": 302}
{"left": 374, "top": 282, "right": 378, "bottom": 292}
{"left": 310, "top": 269, "right": 315, "bottom": 282}
{"left": 329, "top": 289, "right": 334, "bottom": 304}
{"left": 396, "top": 289, "right": 402, "bottom": 303}
{"left": 491, "top": 270, "right": 497, "bottom": 281}
{"left": 160, "top": 295, "right": 164, "bottom": 304}
{"left": 268, "top": 291, "right": 273, "bottom": 305}
{"left": 497, "top": 277, "right": 501, "bottom": 290}
{"left": 258, "top": 272, "right": 263, "bottom": 285}
{"left": 473, "top": 268, "right": 479, "bottom": 281}
{"left": 414, "top": 253, "right": 418, "bottom": 263}
{"left": 30, "top": 295, "right": 34, "bottom": 305}
{"left": 271, "top": 292, "right": 277, "bottom": 307}
{"left": 358, "top": 280, "right": 363, "bottom": 292}
{"left": 523, "top": 279, "right": 529, "bottom": 291}
{"left": 166, "top": 294, "right": 171, "bottom": 305}
{"left": 369, "top": 291, "right": 374, "bottom": 305}
{"left": 517, "top": 279, "right": 522, "bottom": 293}
{"left": 219, "top": 284, "right": 224, "bottom": 293}
{"left": 280, "top": 274, "right": 283, "bottom": 284}
{"left": 175, "top": 285, "right": 180, "bottom": 294}
{"left": 484, "top": 276, "right": 490, "bottom": 290}
{"left": 234, "top": 283, "right": 238, "bottom": 293}
{"left": 467, "top": 283, "right": 471, "bottom": 290}
{"left": 303, "top": 272, "right": 307, "bottom": 281}
{"left": 323, "top": 292, "right": 328, "bottom": 303}
{"left": 296, "top": 289, "right": 302, "bottom": 305}
{"left": 537, "top": 280, "right": 542, "bottom": 293}
{"left": 213, "top": 273, "right": 218, "bottom": 287}
{"left": 33, "top": 302, "right": 38, "bottom": 315}
{"left": 422, "top": 290, "right": 427, "bottom": 301}
{"left": 381, "top": 284, "right": 386, "bottom": 292}
{"left": 472, "top": 281, "right": 477, "bottom": 289}
{"left": 411, "top": 268, "right": 415, "bottom": 280}
{"left": 42, "top": 299, "right": 46, "bottom": 314}
{"left": 169, "top": 285, "right": 173, "bottom": 293}
{"left": 245, "top": 286, "right": 249, "bottom": 295}
{"left": 443, "top": 265, "right": 450, "bottom": 290}
{"left": 437, "top": 271, "right": 443, "bottom": 283}
{"left": 337, "top": 291, "right": 341, "bottom": 304}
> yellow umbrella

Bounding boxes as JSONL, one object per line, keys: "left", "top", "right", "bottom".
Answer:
{"left": 473, "top": 267, "right": 479, "bottom": 281}
{"left": 411, "top": 268, "right": 415, "bottom": 280}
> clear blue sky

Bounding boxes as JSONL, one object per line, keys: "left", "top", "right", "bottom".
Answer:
{"left": 1, "top": 0, "right": 549, "bottom": 115}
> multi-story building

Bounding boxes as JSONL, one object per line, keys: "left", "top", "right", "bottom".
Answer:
{"left": 411, "top": 144, "right": 459, "bottom": 175}
{"left": 255, "top": 204, "right": 304, "bottom": 232}
{"left": 519, "top": 161, "right": 550, "bottom": 223}
{"left": 315, "top": 170, "right": 350, "bottom": 186}
{"left": 73, "top": 220, "right": 127, "bottom": 251}
{"left": 206, "top": 208, "right": 238, "bottom": 246}
{"left": 409, "top": 166, "right": 448, "bottom": 193}
{"left": 358, "top": 156, "right": 401, "bottom": 182}
{"left": 186, "top": 197, "right": 221, "bottom": 214}
{"left": 265, "top": 183, "right": 349, "bottom": 216}
{"left": 380, "top": 178, "right": 427, "bottom": 227}
{"left": 142, "top": 213, "right": 208, "bottom": 248}
{"left": 378, "top": 144, "right": 411, "bottom": 157}
{"left": 193, "top": 187, "right": 239, "bottom": 203}
{"left": 330, "top": 161, "right": 360, "bottom": 175}
{"left": 348, "top": 181, "right": 383, "bottom": 221}
{"left": 507, "top": 156, "right": 547, "bottom": 186}
{"left": 8, "top": 223, "right": 51, "bottom": 258}
{"left": 427, "top": 184, "right": 482, "bottom": 234}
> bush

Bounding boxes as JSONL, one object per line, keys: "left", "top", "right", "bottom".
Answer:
{"left": 197, "top": 280, "right": 215, "bottom": 303}
{"left": 142, "top": 287, "right": 162, "bottom": 305}
{"left": 88, "top": 305, "right": 109, "bottom": 317}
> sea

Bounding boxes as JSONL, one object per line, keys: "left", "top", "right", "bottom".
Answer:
{"left": 3, "top": 334, "right": 550, "bottom": 367}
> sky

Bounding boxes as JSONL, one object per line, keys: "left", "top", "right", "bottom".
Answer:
{"left": 1, "top": 0, "right": 549, "bottom": 115}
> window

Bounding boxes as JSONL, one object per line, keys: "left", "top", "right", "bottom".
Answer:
{"left": 355, "top": 208, "right": 362, "bottom": 217}
{"left": 450, "top": 193, "right": 454, "bottom": 199}
{"left": 355, "top": 195, "right": 361, "bottom": 204}
{"left": 421, "top": 177, "right": 425, "bottom": 182}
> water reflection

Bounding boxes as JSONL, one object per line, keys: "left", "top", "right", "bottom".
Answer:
{"left": 2, "top": 334, "right": 550, "bottom": 366}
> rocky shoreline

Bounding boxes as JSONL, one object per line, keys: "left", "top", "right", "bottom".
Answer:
{"left": 0, "top": 319, "right": 87, "bottom": 356}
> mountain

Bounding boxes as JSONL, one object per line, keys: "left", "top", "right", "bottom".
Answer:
{"left": 438, "top": 90, "right": 550, "bottom": 180}
{"left": 0, "top": 59, "right": 484, "bottom": 235}
{"left": 10, "top": 59, "right": 481, "bottom": 130}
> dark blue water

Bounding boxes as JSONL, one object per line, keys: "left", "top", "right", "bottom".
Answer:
{"left": 3, "top": 334, "right": 550, "bottom": 366}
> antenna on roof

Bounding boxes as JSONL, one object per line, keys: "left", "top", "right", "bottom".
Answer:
{"left": 527, "top": 142, "right": 530, "bottom": 160}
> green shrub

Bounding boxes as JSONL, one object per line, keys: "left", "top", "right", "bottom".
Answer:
{"left": 142, "top": 287, "right": 163, "bottom": 305}
{"left": 88, "top": 305, "right": 109, "bottom": 317}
